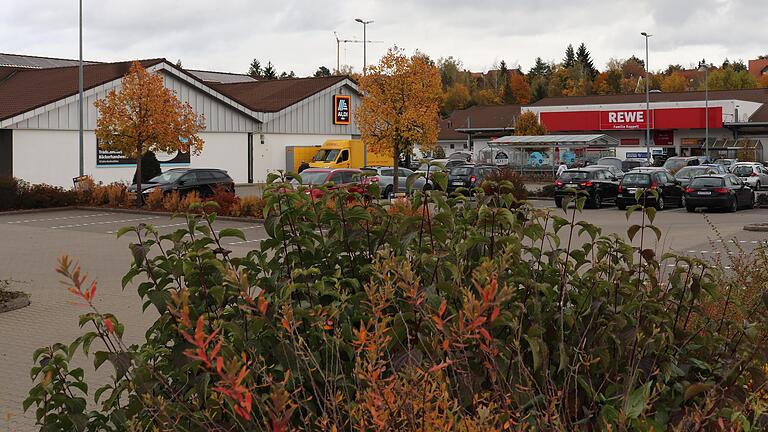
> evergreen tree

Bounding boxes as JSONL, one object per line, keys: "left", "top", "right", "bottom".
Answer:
{"left": 247, "top": 59, "right": 262, "bottom": 79}
{"left": 528, "top": 57, "right": 552, "bottom": 80}
{"left": 175, "top": 59, "right": 183, "bottom": 69}
{"left": 262, "top": 62, "right": 278, "bottom": 80}
{"left": 563, "top": 44, "right": 576, "bottom": 68}
{"left": 279, "top": 71, "right": 296, "bottom": 79}
{"left": 500, "top": 61, "right": 516, "bottom": 104}
{"left": 575, "top": 43, "right": 597, "bottom": 79}
{"left": 314, "top": 66, "right": 332, "bottom": 77}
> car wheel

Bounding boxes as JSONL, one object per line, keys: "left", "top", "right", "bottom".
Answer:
{"left": 383, "top": 185, "right": 393, "bottom": 199}
{"left": 617, "top": 202, "right": 626, "bottom": 211}
{"left": 686, "top": 205, "right": 696, "bottom": 213}
{"left": 554, "top": 197, "right": 564, "bottom": 209}
{"left": 655, "top": 196, "right": 665, "bottom": 210}
{"left": 728, "top": 197, "right": 738, "bottom": 213}
{"left": 749, "top": 192, "right": 756, "bottom": 209}
{"left": 681, "top": 195, "right": 687, "bottom": 208}
{"left": 591, "top": 193, "right": 602, "bottom": 209}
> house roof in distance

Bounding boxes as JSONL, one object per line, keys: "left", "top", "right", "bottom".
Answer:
{"left": 439, "top": 104, "right": 521, "bottom": 140}
{"left": 0, "top": 52, "right": 99, "bottom": 69}
{"left": 211, "top": 75, "right": 350, "bottom": 112}
{"left": 0, "top": 59, "right": 164, "bottom": 122}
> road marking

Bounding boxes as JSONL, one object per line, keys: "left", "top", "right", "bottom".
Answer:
{"left": 6, "top": 213, "right": 110, "bottom": 224}
{"left": 699, "top": 250, "right": 709, "bottom": 254}
{"left": 106, "top": 221, "right": 188, "bottom": 234}
{"left": 687, "top": 250, "right": 697, "bottom": 253}
{"left": 227, "top": 238, "right": 267, "bottom": 245}
{"left": 51, "top": 216, "right": 159, "bottom": 229}
{"left": 215, "top": 225, "right": 261, "bottom": 235}
{"left": 739, "top": 240, "right": 747, "bottom": 243}
{"left": 751, "top": 241, "right": 759, "bottom": 244}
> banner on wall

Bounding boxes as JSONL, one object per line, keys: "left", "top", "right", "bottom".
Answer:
{"left": 96, "top": 140, "right": 190, "bottom": 166}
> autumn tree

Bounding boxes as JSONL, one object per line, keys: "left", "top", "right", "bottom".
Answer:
{"left": 357, "top": 47, "right": 442, "bottom": 194}
{"left": 514, "top": 111, "right": 547, "bottom": 136}
{"left": 661, "top": 72, "right": 687, "bottom": 92}
{"left": 509, "top": 74, "right": 532, "bottom": 104}
{"left": 94, "top": 62, "right": 205, "bottom": 206}
{"left": 500, "top": 61, "right": 516, "bottom": 104}
{"left": 704, "top": 68, "right": 757, "bottom": 90}
{"left": 759, "top": 74, "right": 768, "bottom": 89}
{"left": 441, "top": 83, "right": 471, "bottom": 116}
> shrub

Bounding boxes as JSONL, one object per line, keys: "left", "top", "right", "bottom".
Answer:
{"left": 144, "top": 187, "right": 165, "bottom": 211}
{"left": 27, "top": 176, "right": 768, "bottom": 431}
{"left": 482, "top": 167, "right": 528, "bottom": 201}
{"left": 236, "top": 195, "right": 265, "bottom": 218}
{"left": 162, "top": 191, "right": 182, "bottom": 212}
{"left": 18, "top": 183, "right": 79, "bottom": 209}
{"left": 105, "top": 184, "right": 128, "bottom": 208}
{"left": 208, "top": 185, "right": 239, "bottom": 215}
{"left": 0, "top": 177, "right": 21, "bottom": 211}
{"left": 179, "top": 191, "right": 202, "bottom": 213}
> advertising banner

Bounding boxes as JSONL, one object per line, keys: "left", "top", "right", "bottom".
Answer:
{"left": 96, "top": 144, "right": 190, "bottom": 166}
{"left": 599, "top": 110, "right": 653, "bottom": 130}
{"left": 333, "top": 95, "right": 351, "bottom": 125}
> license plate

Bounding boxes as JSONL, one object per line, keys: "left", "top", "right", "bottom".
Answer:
{"left": 627, "top": 188, "right": 637, "bottom": 193}
{"left": 698, "top": 191, "right": 712, "bottom": 195}
{"left": 566, "top": 183, "right": 578, "bottom": 188}
{"left": 452, "top": 181, "right": 464, "bottom": 185}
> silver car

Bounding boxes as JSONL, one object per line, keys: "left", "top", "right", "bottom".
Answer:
{"left": 362, "top": 166, "right": 427, "bottom": 198}
{"left": 731, "top": 163, "right": 768, "bottom": 190}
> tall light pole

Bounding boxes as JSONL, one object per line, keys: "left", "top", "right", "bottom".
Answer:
{"left": 641, "top": 32, "right": 652, "bottom": 163}
{"left": 698, "top": 59, "right": 710, "bottom": 161}
{"left": 78, "top": 0, "right": 84, "bottom": 176}
{"left": 354, "top": 18, "right": 373, "bottom": 75}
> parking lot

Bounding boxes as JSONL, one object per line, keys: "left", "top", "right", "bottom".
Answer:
{"left": 1, "top": 205, "right": 767, "bottom": 430}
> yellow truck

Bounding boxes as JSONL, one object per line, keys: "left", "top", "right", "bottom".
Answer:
{"left": 285, "top": 145, "right": 321, "bottom": 173}
{"left": 308, "top": 139, "right": 393, "bottom": 169}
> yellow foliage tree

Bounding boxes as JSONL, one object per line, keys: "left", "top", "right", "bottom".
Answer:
{"left": 661, "top": 72, "right": 688, "bottom": 92}
{"left": 441, "top": 83, "right": 471, "bottom": 115}
{"left": 514, "top": 111, "right": 547, "bottom": 136}
{"left": 357, "top": 47, "right": 442, "bottom": 193}
{"left": 757, "top": 74, "right": 768, "bottom": 89}
{"left": 94, "top": 62, "right": 205, "bottom": 206}
{"left": 509, "top": 74, "right": 532, "bottom": 104}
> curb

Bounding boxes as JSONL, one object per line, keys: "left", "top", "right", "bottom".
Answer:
{"left": 0, "top": 207, "right": 73, "bottom": 216}
{"left": 744, "top": 223, "right": 768, "bottom": 232}
{"left": 0, "top": 293, "right": 30, "bottom": 314}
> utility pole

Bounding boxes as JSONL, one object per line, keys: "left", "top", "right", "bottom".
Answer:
{"left": 641, "top": 32, "right": 652, "bottom": 163}
{"left": 699, "top": 59, "right": 710, "bottom": 161}
{"left": 333, "top": 31, "right": 381, "bottom": 74}
{"left": 79, "top": 0, "right": 84, "bottom": 176}
{"left": 355, "top": 18, "right": 374, "bottom": 75}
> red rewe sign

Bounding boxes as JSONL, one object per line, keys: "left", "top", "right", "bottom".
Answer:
{"left": 599, "top": 110, "right": 652, "bottom": 130}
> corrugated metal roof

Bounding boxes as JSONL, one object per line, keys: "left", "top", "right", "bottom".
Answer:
{"left": 0, "top": 53, "right": 98, "bottom": 69}
{"left": 187, "top": 69, "right": 255, "bottom": 84}
{"left": 211, "top": 76, "right": 351, "bottom": 112}
{"left": 532, "top": 88, "right": 768, "bottom": 106}
{"left": 491, "top": 134, "right": 619, "bottom": 147}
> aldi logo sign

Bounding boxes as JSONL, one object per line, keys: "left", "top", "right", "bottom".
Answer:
{"left": 333, "top": 95, "right": 351, "bottom": 125}
{"left": 599, "top": 110, "right": 653, "bottom": 130}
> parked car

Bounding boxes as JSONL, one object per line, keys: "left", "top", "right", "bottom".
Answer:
{"left": 730, "top": 163, "right": 768, "bottom": 190}
{"left": 597, "top": 157, "right": 623, "bottom": 172}
{"left": 622, "top": 159, "right": 650, "bottom": 172}
{"left": 553, "top": 167, "right": 620, "bottom": 209}
{"left": 616, "top": 169, "right": 683, "bottom": 210}
{"left": 591, "top": 164, "right": 625, "bottom": 179}
{"left": 298, "top": 168, "right": 364, "bottom": 198}
{"left": 128, "top": 168, "right": 234, "bottom": 197}
{"left": 699, "top": 163, "right": 728, "bottom": 174}
{"left": 447, "top": 164, "right": 499, "bottom": 194}
{"left": 662, "top": 156, "right": 700, "bottom": 174}
{"left": 447, "top": 151, "right": 472, "bottom": 162}
{"left": 630, "top": 166, "right": 672, "bottom": 174}
{"left": 674, "top": 165, "right": 723, "bottom": 188}
{"left": 714, "top": 158, "right": 738, "bottom": 169}
{"left": 416, "top": 159, "right": 448, "bottom": 175}
{"left": 683, "top": 174, "right": 755, "bottom": 212}
{"left": 361, "top": 166, "right": 427, "bottom": 198}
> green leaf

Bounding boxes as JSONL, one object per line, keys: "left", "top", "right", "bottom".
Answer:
{"left": 432, "top": 171, "right": 448, "bottom": 192}
{"left": 625, "top": 382, "right": 650, "bottom": 419}
{"left": 218, "top": 228, "right": 246, "bottom": 241}
{"left": 94, "top": 351, "right": 109, "bottom": 370}
{"left": 683, "top": 382, "right": 712, "bottom": 401}
{"left": 266, "top": 172, "right": 280, "bottom": 184}
{"left": 115, "top": 226, "right": 134, "bottom": 238}
{"left": 406, "top": 173, "right": 423, "bottom": 192}
{"left": 627, "top": 224, "right": 641, "bottom": 241}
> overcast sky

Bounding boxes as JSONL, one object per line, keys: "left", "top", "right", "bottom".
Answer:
{"left": 2, "top": 0, "right": 766, "bottom": 76}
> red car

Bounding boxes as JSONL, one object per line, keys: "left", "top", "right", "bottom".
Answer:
{"left": 298, "top": 168, "right": 366, "bottom": 198}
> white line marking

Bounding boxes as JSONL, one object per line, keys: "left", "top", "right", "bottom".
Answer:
{"left": 51, "top": 216, "right": 159, "bottom": 229}
{"left": 227, "top": 238, "right": 267, "bottom": 245}
{"left": 6, "top": 213, "right": 110, "bottom": 224}
{"left": 106, "top": 221, "right": 188, "bottom": 234}
{"left": 751, "top": 241, "right": 758, "bottom": 244}
{"left": 739, "top": 240, "right": 747, "bottom": 243}
{"left": 687, "top": 250, "right": 697, "bottom": 253}
{"left": 214, "top": 225, "right": 261, "bottom": 235}
{"left": 699, "top": 250, "right": 709, "bottom": 254}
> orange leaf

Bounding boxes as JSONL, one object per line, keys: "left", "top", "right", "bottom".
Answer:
{"left": 490, "top": 307, "right": 500, "bottom": 323}
{"left": 104, "top": 318, "right": 114, "bottom": 334}
{"left": 88, "top": 280, "right": 97, "bottom": 301}
{"left": 428, "top": 360, "right": 453, "bottom": 373}
{"left": 438, "top": 299, "right": 447, "bottom": 317}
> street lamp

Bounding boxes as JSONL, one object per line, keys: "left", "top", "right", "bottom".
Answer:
{"left": 355, "top": 18, "right": 373, "bottom": 75}
{"left": 78, "top": 0, "right": 84, "bottom": 176}
{"left": 698, "top": 59, "right": 710, "bottom": 161}
{"left": 641, "top": 32, "right": 652, "bottom": 163}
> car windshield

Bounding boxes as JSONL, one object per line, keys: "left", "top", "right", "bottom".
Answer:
{"left": 313, "top": 149, "right": 340, "bottom": 162}
{"left": 715, "top": 159, "right": 733, "bottom": 166}
{"left": 559, "top": 171, "right": 589, "bottom": 181}
{"left": 690, "top": 177, "right": 724, "bottom": 188}
{"left": 733, "top": 166, "right": 755, "bottom": 177}
{"left": 450, "top": 167, "right": 474, "bottom": 176}
{"left": 148, "top": 171, "right": 185, "bottom": 184}
{"left": 663, "top": 159, "right": 689, "bottom": 171}
{"left": 300, "top": 171, "right": 330, "bottom": 185}
{"left": 675, "top": 167, "right": 709, "bottom": 179}
{"left": 417, "top": 163, "right": 443, "bottom": 172}
{"left": 622, "top": 173, "right": 651, "bottom": 186}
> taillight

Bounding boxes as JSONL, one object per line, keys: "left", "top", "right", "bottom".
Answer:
{"left": 650, "top": 182, "right": 658, "bottom": 190}
{"left": 714, "top": 187, "right": 729, "bottom": 193}
{"left": 555, "top": 180, "right": 564, "bottom": 187}
{"left": 685, "top": 187, "right": 694, "bottom": 193}
{"left": 581, "top": 180, "right": 594, "bottom": 187}
{"left": 751, "top": 172, "right": 758, "bottom": 177}
{"left": 617, "top": 185, "right": 623, "bottom": 193}
{"left": 369, "top": 176, "right": 380, "bottom": 183}
{"left": 470, "top": 175, "right": 477, "bottom": 183}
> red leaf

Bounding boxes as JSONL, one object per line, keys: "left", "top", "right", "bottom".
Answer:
{"left": 428, "top": 360, "right": 453, "bottom": 373}
{"left": 490, "top": 307, "right": 500, "bottom": 323}
{"left": 438, "top": 299, "right": 447, "bottom": 317}
{"left": 88, "top": 281, "right": 97, "bottom": 301}
{"left": 104, "top": 318, "right": 115, "bottom": 334}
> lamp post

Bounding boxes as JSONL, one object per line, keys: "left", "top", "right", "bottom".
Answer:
{"left": 78, "top": 0, "right": 84, "bottom": 176}
{"left": 641, "top": 32, "right": 652, "bottom": 163}
{"left": 698, "top": 59, "right": 710, "bottom": 161}
{"left": 354, "top": 18, "right": 373, "bottom": 75}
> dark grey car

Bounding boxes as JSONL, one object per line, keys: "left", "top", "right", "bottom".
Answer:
{"left": 128, "top": 168, "right": 234, "bottom": 197}
{"left": 362, "top": 166, "right": 427, "bottom": 198}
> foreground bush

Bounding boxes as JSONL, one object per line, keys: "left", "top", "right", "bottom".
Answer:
{"left": 26, "top": 175, "right": 768, "bottom": 431}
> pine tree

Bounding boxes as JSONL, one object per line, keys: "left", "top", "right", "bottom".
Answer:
{"left": 247, "top": 59, "right": 262, "bottom": 79}
{"left": 500, "top": 61, "right": 516, "bottom": 104}
{"left": 175, "top": 59, "right": 183, "bottom": 68}
{"left": 262, "top": 62, "right": 278, "bottom": 80}
{"left": 314, "top": 66, "right": 331, "bottom": 77}
{"left": 563, "top": 44, "right": 576, "bottom": 68}
{"left": 528, "top": 57, "right": 552, "bottom": 80}
{"left": 575, "top": 43, "right": 597, "bottom": 79}
{"left": 279, "top": 71, "right": 296, "bottom": 79}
